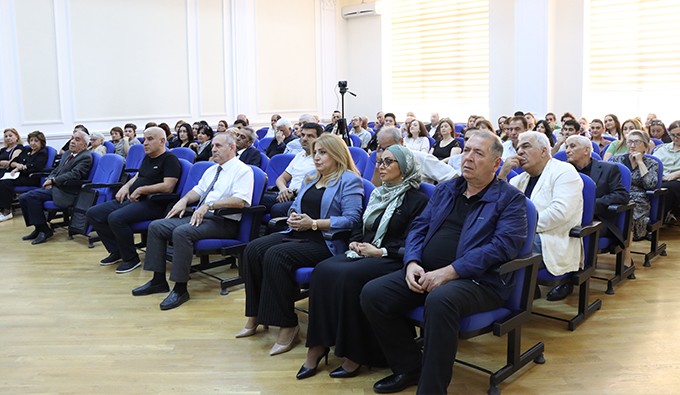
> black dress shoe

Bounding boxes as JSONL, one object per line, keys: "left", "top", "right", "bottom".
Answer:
{"left": 132, "top": 280, "right": 170, "bottom": 296}
{"left": 100, "top": 253, "right": 122, "bottom": 265}
{"left": 22, "top": 228, "right": 40, "bottom": 241}
{"left": 546, "top": 283, "right": 574, "bottom": 301}
{"left": 373, "top": 371, "right": 420, "bottom": 394}
{"left": 295, "top": 348, "right": 329, "bottom": 380}
{"left": 31, "top": 230, "right": 53, "bottom": 245}
{"left": 329, "top": 364, "right": 361, "bottom": 378}
{"left": 159, "top": 290, "right": 190, "bottom": 310}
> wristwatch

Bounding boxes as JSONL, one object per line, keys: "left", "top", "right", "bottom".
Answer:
{"left": 381, "top": 248, "right": 388, "bottom": 257}
{"left": 311, "top": 220, "right": 318, "bottom": 231}
{"left": 208, "top": 203, "right": 214, "bottom": 211}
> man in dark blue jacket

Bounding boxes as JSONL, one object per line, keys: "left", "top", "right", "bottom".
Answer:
{"left": 361, "top": 130, "right": 528, "bottom": 395}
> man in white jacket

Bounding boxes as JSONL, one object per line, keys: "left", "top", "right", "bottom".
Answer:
{"left": 499, "top": 131, "right": 583, "bottom": 301}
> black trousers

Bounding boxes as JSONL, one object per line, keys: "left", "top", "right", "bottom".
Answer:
{"left": 86, "top": 199, "right": 167, "bottom": 263}
{"left": 661, "top": 180, "right": 680, "bottom": 216}
{"left": 242, "top": 232, "right": 331, "bottom": 328}
{"left": 261, "top": 192, "right": 293, "bottom": 218}
{"left": 360, "top": 270, "right": 503, "bottom": 395}
{"left": 18, "top": 188, "right": 55, "bottom": 226}
{"left": 0, "top": 176, "right": 39, "bottom": 210}
{"left": 306, "top": 255, "right": 402, "bottom": 366}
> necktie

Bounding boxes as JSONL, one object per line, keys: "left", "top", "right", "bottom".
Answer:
{"left": 66, "top": 154, "right": 74, "bottom": 163}
{"left": 197, "top": 166, "right": 222, "bottom": 208}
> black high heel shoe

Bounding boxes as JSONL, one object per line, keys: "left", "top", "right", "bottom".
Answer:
{"left": 329, "top": 364, "right": 362, "bottom": 378}
{"left": 296, "top": 347, "right": 330, "bottom": 380}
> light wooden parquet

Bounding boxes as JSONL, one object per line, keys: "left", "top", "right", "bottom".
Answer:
{"left": 1, "top": 215, "right": 680, "bottom": 394}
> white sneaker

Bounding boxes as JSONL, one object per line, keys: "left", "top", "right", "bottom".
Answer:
{"left": 0, "top": 213, "right": 13, "bottom": 222}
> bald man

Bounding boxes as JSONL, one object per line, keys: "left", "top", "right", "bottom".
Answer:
{"left": 87, "top": 127, "right": 182, "bottom": 274}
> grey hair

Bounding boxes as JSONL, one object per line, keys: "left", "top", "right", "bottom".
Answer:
{"left": 73, "top": 129, "right": 90, "bottom": 145}
{"left": 468, "top": 130, "right": 503, "bottom": 159}
{"left": 243, "top": 127, "right": 257, "bottom": 141}
{"left": 522, "top": 131, "right": 551, "bottom": 152}
{"left": 275, "top": 118, "right": 292, "bottom": 129}
{"left": 567, "top": 135, "right": 592, "bottom": 154}
{"left": 378, "top": 127, "right": 403, "bottom": 145}
{"left": 214, "top": 132, "right": 236, "bottom": 146}
{"left": 299, "top": 113, "right": 316, "bottom": 123}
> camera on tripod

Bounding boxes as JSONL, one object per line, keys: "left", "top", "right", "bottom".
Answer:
{"left": 338, "top": 80, "right": 348, "bottom": 94}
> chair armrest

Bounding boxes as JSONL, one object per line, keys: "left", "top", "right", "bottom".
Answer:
{"left": 62, "top": 179, "right": 89, "bottom": 188}
{"left": 496, "top": 253, "right": 543, "bottom": 275}
{"left": 268, "top": 216, "right": 289, "bottom": 232}
{"left": 569, "top": 221, "right": 602, "bottom": 238}
{"left": 82, "top": 182, "right": 125, "bottom": 190}
{"left": 646, "top": 187, "right": 668, "bottom": 198}
{"left": 146, "top": 193, "right": 181, "bottom": 204}
{"left": 322, "top": 229, "right": 352, "bottom": 241}
{"left": 215, "top": 205, "right": 267, "bottom": 216}
{"left": 607, "top": 201, "right": 635, "bottom": 213}
{"left": 123, "top": 167, "right": 139, "bottom": 173}
{"left": 29, "top": 170, "right": 53, "bottom": 179}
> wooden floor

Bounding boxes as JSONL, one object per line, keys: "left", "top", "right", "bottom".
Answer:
{"left": 2, "top": 216, "right": 680, "bottom": 395}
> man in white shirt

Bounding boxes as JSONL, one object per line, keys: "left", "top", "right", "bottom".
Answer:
{"left": 372, "top": 128, "right": 457, "bottom": 186}
{"left": 350, "top": 116, "right": 372, "bottom": 149}
{"left": 501, "top": 116, "right": 528, "bottom": 160}
{"left": 132, "top": 133, "right": 254, "bottom": 310}
{"left": 284, "top": 114, "right": 316, "bottom": 155}
{"left": 266, "top": 123, "right": 321, "bottom": 217}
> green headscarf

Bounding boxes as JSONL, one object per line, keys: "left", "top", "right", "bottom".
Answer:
{"left": 362, "top": 145, "right": 421, "bottom": 247}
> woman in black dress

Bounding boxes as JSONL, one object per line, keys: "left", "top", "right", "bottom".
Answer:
{"left": 296, "top": 144, "right": 428, "bottom": 380}
{"left": 0, "top": 128, "right": 25, "bottom": 178}
{"left": 430, "top": 118, "right": 461, "bottom": 163}
{"left": 0, "top": 131, "right": 48, "bottom": 221}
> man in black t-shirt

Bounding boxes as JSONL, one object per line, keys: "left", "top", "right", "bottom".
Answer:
{"left": 87, "top": 127, "right": 181, "bottom": 274}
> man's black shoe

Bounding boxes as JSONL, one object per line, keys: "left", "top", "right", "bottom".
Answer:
{"left": 100, "top": 253, "right": 122, "bottom": 266}
{"left": 31, "top": 230, "right": 53, "bottom": 245}
{"left": 160, "top": 290, "right": 190, "bottom": 310}
{"left": 22, "top": 229, "right": 40, "bottom": 241}
{"left": 546, "top": 283, "right": 574, "bottom": 301}
{"left": 132, "top": 280, "right": 170, "bottom": 296}
{"left": 373, "top": 371, "right": 420, "bottom": 394}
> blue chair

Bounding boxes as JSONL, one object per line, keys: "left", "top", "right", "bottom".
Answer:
{"left": 427, "top": 135, "right": 436, "bottom": 149}
{"left": 591, "top": 141, "right": 601, "bottom": 156}
{"left": 348, "top": 147, "right": 368, "bottom": 174}
{"left": 123, "top": 144, "right": 145, "bottom": 179}
{"left": 14, "top": 146, "right": 58, "bottom": 195}
{"left": 362, "top": 151, "right": 377, "bottom": 180}
{"left": 407, "top": 198, "right": 545, "bottom": 395}
{"left": 603, "top": 135, "right": 616, "bottom": 142}
{"left": 293, "top": 178, "right": 376, "bottom": 301}
{"left": 264, "top": 154, "right": 295, "bottom": 189}
{"left": 455, "top": 137, "right": 465, "bottom": 150}
{"left": 651, "top": 138, "right": 664, "bottom": 148}
{"left": 258, "top": 152, "right": 270, "bottom": 172}
{"left": 192, "top": 166, "right": 268, "bottom": 295}
{"left": 631, "top": 154, "right": 667, "bottom": 266}
{"left": 103, "top": 141, "right": 115, "bottom": 154}
{"left": 367, "top": 121, "right": 375, "bottom": 129}
{"left": 349, "top": 134, "right": 362, "bottom": 148}
{"left": 454, "top": 123, "right": 466, "bottom": 136}
{"left": 256, "top": 127, "right": 269, "bottom": 140}
{"left": 258, "top": 137, "right": 274, "bottom": 154}
{"left": 592, "top": 163, "right": 636, "bottom": 294}
{"left": 533, "top": 174, "right": 603, "bottom": 331}
{"left": 170, "top": 147, "right": 196, "bottom": 163}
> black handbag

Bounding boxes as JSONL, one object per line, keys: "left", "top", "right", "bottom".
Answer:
{"left": 68, "top": 188, "right": 99, "bottom": 236}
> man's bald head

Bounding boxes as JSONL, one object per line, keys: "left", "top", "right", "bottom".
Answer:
{"left": 143, "top": 126, "right": 167, "bottom": 157}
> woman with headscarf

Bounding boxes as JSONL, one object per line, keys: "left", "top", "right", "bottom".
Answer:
{"left": 295, "top": 145, "right": 428, "bottom": 380}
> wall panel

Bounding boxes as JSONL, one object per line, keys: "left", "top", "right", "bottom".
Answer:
{"left": 197, "top": 0, "right": 227, "bottom": 116}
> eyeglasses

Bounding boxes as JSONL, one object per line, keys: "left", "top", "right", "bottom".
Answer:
{"left": 650, "top": 120, "right": 664, "bottom": 126}
{"left": 376, "top": 158, "right": 398, "bottom": 168}
{"left": 626, "top": 140, "right": 644, "bottom": 146}
{"left": 670, "top": 133, "right": 680, "bottom": 139}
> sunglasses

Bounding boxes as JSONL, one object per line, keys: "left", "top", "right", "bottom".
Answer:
{"left": 376, "top": 158, "right": 398, "bottom": 168}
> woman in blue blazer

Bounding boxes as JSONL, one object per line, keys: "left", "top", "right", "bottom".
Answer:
{"left": 238, "top": 134, "right": 364, "bottom": 356}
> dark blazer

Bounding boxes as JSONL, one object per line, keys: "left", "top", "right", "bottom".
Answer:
{"left": 47, "top": 149, "right": 93, "bottom": 207}
{"left": 588, "top": 159, "right": 630, "bottom": 245}
{"left": 266, "top": 135, "right": 295, "bottom": 158}
{"left": 195, "top": 141, "right": 213, "bottom": 162}
{"left": 239, "top": 146, "right": 262, "bottom": 168}
{"left": 13, "top": 148, "right": 48, "bottom": 186}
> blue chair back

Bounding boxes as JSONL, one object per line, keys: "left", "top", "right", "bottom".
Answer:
{"left": 363, "top": 151, "right": 377, "bottom": 180}
{"left": 419, "top": 182, "right": 435, "bottom": 197}
{"left": 182, "top": 161, "right": 215, "bottom": 196}
{"left": 174, "top": 159, "right": 193, "bottom": 197}
{"left": 454, "top": 123, "right": 466, "bottom": 136}
{"left": 170, "top": 147, "right": 196, "bottom": 163}
{"left": 591, "top": 141, "right": 600, "bottom": 156}
{"left": 644, "top": 154, "right": 664, "bottom": 224}
{"left": 124, "top": 144, "right": 145, "bottom": 176}
{"left": 348, "top": 147, "right": 368, "bottom": 174}
{"left": 256, "top": 127, "right": 269, "bottom": 140}
{"left": 427, "top": 135, "right": 436, "bottom": 149}
{"left": 603, "top": 135, "right": 616, "bottom": 142}
{"left": 362, "top": 178, "right": 375, "bottom": 207}
{"left": 258, "top": 137, "right": 274, "bottom": 154}
{"left": 90, "top": 153, "right": 125, "bottom": 203}
{"left": 349, "top": 134, "right": 362, "bottom": 148}
{"left": 103, "top": 141, "right": 115, "bottom": 154}
{"left": 455, "top": 137, "right": 465, "bottom": 149}
{"left": 234, "top": 166, "right": 268, "bottom": 243}
{"left": 507, "top": 199, "right": 538, "bottom": 312}
{"left": 264, "top": 154, "right": 295, "bottom": 188}
{"left": 258, "top": 152, "right": 270, "bottom": 171}
{"left": 552, "top": 150, "right": 601, "bottom": 162}
{"left": 651, "top": 138, "right": 664, "bottom": 148}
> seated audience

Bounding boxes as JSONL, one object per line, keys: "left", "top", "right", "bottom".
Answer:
{"left": 350, "top": 116, "right": 372, "bottom": 150}
{"left": 110, "top": 126, "right": 129, "bottom": 157}
{"left": 170, "top": 123, "right": 195, "bottom": 150}
{"left": 264, "top": 114, "right": 282, "bottom": 138}
{"left": 261, "top": 123, "right": 321, "bottom": 218}
{"left": 235, "top": 127, "right": 261, "bottom": 168}
{"left": 656, "top": 121, "right": 680, "bottom": 220}
{"left": 427, "top": 112, "right": 440, "bottom": 136}
{"left": 324, "top": 111, "right": 343, "bottom": 135}
{"left": 590, "top": 119, "right": 611, "bottom": 153}
{"left": 429, "top": 118, "right": 461, "bottom": 162}
{"left": 610, "top": 130, "right": 658, "bottom": 240}
{"left": 59, "top": 124, "right": 89, "bottom": 155}
{"left": 545, "top": 112, "right": 558, "bottom": 130}
{"left": 266, "top": 118, "right": 295, "bottom": 158}
{"left": 236, "top": 113, "right": 249, "bottom": 126}
{"left": 367, "top": 112, "right": 396, "bottom": 152}
{"left": 375, "top": 128, "right": 457, "bottom": 185}
{"left": 374, "top": 111, "right": 385, "bottom": 135}
{"left": 525, "top": 112, "right": 537, "bottom": 130}
{"left": 360, "top": 130, "right": 528, "bottom": 395}
{"left": 474, "top": 118, "right": 495, "bottom": 133}
{"left": 90, "top": 132, "right": 107, "bottom": 156}
{"left": 534, "top": 119, "right": 555, "bottom": 146}
{"left": 403, "top": 120, "right": 430, "bottom": 153}
{"left": 603, "top": 113, "right": 621, "bottom": 139}
{"left": 551, "top": 119, "right": 581, "bottom": 155}
{"left": 501, "top": 131, "right": 583, "bottom": 301}
{"left": 132, "top": 133, "right": 254, "bottom": 310}
{"left": 159, "top": 123, "right": 177, "bottom": 147}
{"left": 284, "top": 114, "right": 315, "bottom": 155}
{"left": 649, "top": 120, "right": 672, "bottom": 143}
{"left": 0, "top": 128, "right": 25, "bottom": 177}
{"left": 19, "top": 130, "right": 93, "bottom": 245}
{"left": 86, "top": 127, "right": 181, "bottom": 274}
{"left": 217, "top": 120, "right": 229, "bottom": 133}
{"left": 0, "top": 131, "right": 48, "bottom": 222}
{"left": 501, "top": 115, "right": 528, "bottom": 160}
{"left": 238, "top": 134, "right": 363, "bottom": 356}
{"left": 194, "top": 125, "right": 214, "bottom": 162}
{"left": 297, "top": 145, "right": 427, "bottom": 380}
{"left": 603, "top": 118, "right": 641, "bottom": 160}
